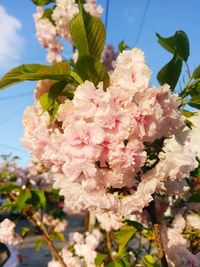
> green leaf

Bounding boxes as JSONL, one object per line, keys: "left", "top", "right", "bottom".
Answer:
{"left": 156, "top": 30, "right": 190, "bottom": 61}
{"left": 0, "top": 62, "right": 70, "bottom": 90}
{"left": 142, "top": 254, "right": 159, "bottom": 267}
{"left": 188, "top": 192, "right": 200, "bottom": 203}
{"left": 55, "top": 232, "right": 65, "bottom": 241}
{"left": 114, "top": 225, "right": 138, "bottom": 256}
{"left": 16, "top": 188, "right": 32, "bottom": 211}
{"left": 188, "top": 94, "right": 200, "bottom": 109}
{"left": 31, "top": 0, "right": 55, "bottom": 6}
{"left": 193, "top": 65, "right": 200, "bottom": 79}
{"left": 0, "top": 183, "right": 19, "bottom": 193}
{"left": 157, "top": 54, "right": 182, "bottom": 90}
{"left": 69, "top": 5, "right": 106, "bottom": 60}
{"left": 76, "top": 55, "right": 110, "bottom": 89}
{"left": 35, "top": 239, "right": 44, "bottom": 252}
{"left": 39, "top": 92, "right": 59, "bottom": 121}
{"left": 95, "top": 253, "right": 108, "bottom": 266}
{"left": 48, "top": 80, "right": 68, "bottom": 99}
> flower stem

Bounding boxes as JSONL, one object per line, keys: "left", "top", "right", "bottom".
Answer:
{"left": 106, "top": 230, "right": 112, "bottom": 250}
{"left": 146, "top": 200, "right": 169, "bottom": 267}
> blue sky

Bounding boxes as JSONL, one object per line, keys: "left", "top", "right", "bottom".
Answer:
{"left": 0, "top": 0, "right": 200, "bottom": 166}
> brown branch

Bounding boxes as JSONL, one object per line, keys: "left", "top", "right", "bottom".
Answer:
{"left": 24, "top": 210, "right": 67, "bottom": 267}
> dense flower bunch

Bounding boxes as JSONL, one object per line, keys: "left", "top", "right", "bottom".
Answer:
{"left": 48, "top": 228, "right": 103, "bottom": 267}
{"left": 0, "top": 219, "right": 22, "bottom": 245}
{"left": 22, "top": 48, "right": 198, "bottom": 226}
{"left": 33, "top": 0, "right": 103, "bottom": 63}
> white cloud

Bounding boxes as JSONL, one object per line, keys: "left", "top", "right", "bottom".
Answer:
{"left": 0, "top": 5, "right": 24, "bottom": 70}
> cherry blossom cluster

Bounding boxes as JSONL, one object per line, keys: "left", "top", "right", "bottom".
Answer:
{"left": 0, "top": 219, "right": 22, "bottom": 246}
{"left": 42, "top": 213, "right": 67, "bottom": 233}
{"left": 22, "top": 48, "right": 199, "bottom": 224}
{"left": 33, "top": 0, "right": 103, "bottom": 63}
{"left": 48, "top": 228, "right": 103, "bottom": 267}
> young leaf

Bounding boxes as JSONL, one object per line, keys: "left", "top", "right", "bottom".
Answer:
{"left": 20, "top": 227, "right": 30, "bottom": 238}
{"left": 35, "top": 239, "right": 44, "bottom": 252}
{"left": 118, "top": 41, "right": 129, "bottom": 53}
{"left": 156, "top": 30, "right": 190, "bottom": 61}
{"left": 188, "top": 94, "right": 200, "bottom": 109}
{"left": 56, "top": 232, "right": 65, "bottom": 241}
{"left": 0, "top": 62, "right": 70, "bottom": 90}
{"left": 157, "top": 54, "right": 182, "bottom": 90}
{"left": 32, "top": 0, "right": 55, "bottom": 6}
{"left": 69, "top": 4, "right": 105, "bottom": 60}
{"left": 76, "top": 55, "right": 110, "bottom": 89}
{"left": 180, "top": 79, "right": 200, "bottom": 99}
{"left": 114, "top": 225, "right": 138, "bottom": 256}
{"left": 192, "top": 65, "right": 200, "bottom": 79}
